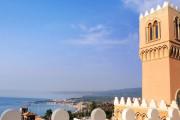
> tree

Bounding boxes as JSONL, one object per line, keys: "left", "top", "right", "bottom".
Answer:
{"left": 89, "top": 101, "right": 97, "bottom": 113}
{"left": 43, "top": 109, "right": 52, "bottom": 120}
{"left": 68, "top": 111, "right": 73, "bottom": 120}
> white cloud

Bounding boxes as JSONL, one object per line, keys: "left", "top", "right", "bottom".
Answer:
{"left": 72, "top": 24, "right": 106, "bottom": 33}
{"left": 68, "top": 24, "right": 137, "bottom": 47}
{"left": 122, "top": 0, "right": 180, "bottom": 12}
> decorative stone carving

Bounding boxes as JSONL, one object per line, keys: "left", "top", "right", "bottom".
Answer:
{"left": 140, "top": 45, "right": 169, "bottom": 62}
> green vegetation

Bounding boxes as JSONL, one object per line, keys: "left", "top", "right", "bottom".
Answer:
{"left": 97, "top": 102, "right": 114, "bottom": 119}
{"left": 89, "top": 101, "right": 97, "bottom": 112}
{"left": 68, "top": 101, "right": 114, "bottom": 120}
{"left": 43, "top": 109, "right": 52, "bottom": 120}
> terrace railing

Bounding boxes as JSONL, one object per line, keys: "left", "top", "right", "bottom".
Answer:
{"left": 0, "top": 106, "right": 180, "bottom": 120}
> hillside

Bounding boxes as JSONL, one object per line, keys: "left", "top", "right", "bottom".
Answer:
{"left": 67, "top": 88, "right": 142, "bottom": 103}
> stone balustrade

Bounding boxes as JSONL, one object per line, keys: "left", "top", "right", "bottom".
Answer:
{"left": 0, "top": 106, "right": 180, "bottom": 120}
{"left": 114, "top": 97, "right": 180, "bottom": 120}
{"left": 0, "top": 97, "right": 180, "bottom": 120}
{"left": 0, "top": 108, "right": 107, "bottom": 120}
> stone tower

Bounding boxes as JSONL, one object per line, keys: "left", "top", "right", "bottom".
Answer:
{"left": 139, "top": 1, "right": 180, "bottom": 105}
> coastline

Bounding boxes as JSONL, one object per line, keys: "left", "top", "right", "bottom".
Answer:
{"left": 0, "top": 88, "right": 141, "bottom": 116}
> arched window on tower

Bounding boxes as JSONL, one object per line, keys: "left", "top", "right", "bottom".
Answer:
{"left": 153, "top": 21, "right": 159, "bottom": 39}
{"left": 174, "top": 17, "right": 179, "bottom": 40}
{"left": 148, "top": 23, "right": 153, "bottom": 41}
{"left": 146, "top": 20, "right": 161, "bottom": 42}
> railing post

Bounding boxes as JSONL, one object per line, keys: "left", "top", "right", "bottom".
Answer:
{"left": 91, "top": 108, "right": 106, "bottom": 120}
{"left": 0, "top": 109, "right": 21, "bottom": 120}
{"left": 146, "top": 108, "right": 160, "bottom": 120}
{"left": 51, "top": 109, "right": 69, "bottom": 120}
{"left": 167, "top": 108, "right": 180, "bottom": 120}
{"left": 122, "top": 108, "right": 135, "bottom": 120}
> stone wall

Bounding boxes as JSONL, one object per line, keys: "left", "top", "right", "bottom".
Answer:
{"left": 113, "top": 97, "right": 180, "bottom": 120}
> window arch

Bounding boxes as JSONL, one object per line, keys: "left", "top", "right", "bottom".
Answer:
{"left": 174, "top": 17, "right": 179, "bottom": 39}
{"left": 146, "top": 20, "right": 160, "bottom": 42}
{"left": 148, "top": 23, "right": 153, "bottom": 41}
{"left": 153, "top": 21, "right": 159, "bottom": 39}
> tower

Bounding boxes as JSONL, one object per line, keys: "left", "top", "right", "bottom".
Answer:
{"left": 139, "top": 1, "right": 180, "bottom": 105}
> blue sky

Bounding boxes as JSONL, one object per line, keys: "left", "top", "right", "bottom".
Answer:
{"left": 1, "top": 0, "right": 176, "bottom": 96}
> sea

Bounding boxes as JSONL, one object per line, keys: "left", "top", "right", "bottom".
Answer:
{"left": 0, "top": 92, "right": 82, "bottom": 116}
{"left": 0, "top": 88, "right": 141, "bottom": 116}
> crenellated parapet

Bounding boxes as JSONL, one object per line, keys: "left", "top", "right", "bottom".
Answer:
{"left": 139, "top": 1, "right": 180, "bottom": 20}
{"left": 113, "top": 97, "right": 180, "bottom": 120}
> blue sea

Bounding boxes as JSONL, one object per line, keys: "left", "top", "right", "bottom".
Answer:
{"left": 0, "top": 93, "right": 80, "bottom": 116}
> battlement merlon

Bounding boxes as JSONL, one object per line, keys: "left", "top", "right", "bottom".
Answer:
{"left": 114, "top": 97, "right": 179, "bottom": 110}
{"left": 139, "top": 1, "right": 180, "bottom": 20}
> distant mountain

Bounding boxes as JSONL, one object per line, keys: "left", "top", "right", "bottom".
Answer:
{"left": 87, "top": 88, "right": 142, "bottom": 98}
{"left": 56, "top": 88, "right": 142, "bottom": 102}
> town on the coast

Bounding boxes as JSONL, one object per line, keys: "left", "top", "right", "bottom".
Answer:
{"left": 18, "top": 97, "right": 114, "bottom": 120}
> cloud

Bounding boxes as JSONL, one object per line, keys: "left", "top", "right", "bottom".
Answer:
{"left": 71, "top": 24, "right": 105, "bottom": 33}
{"left": 122, "top": 0, "right": 180, "bottom": 13}
{"left": 78, "top": 24, "right": 105, "bottom": 33}
{"left": 68, "top": 24, "right": 137, "bottom": 47}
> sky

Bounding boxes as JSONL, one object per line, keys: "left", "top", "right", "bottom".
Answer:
{"left": 0, "top": 0, "right": 178, "bottom": 97}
